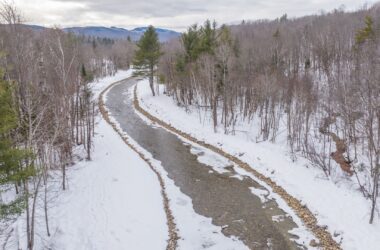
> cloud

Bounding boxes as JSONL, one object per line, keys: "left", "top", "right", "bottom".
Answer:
{"left": 11, "top": 0, "right": 376, "bottom": 31}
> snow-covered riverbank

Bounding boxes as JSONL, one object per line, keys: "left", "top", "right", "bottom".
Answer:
{"left": 136, "top": 79, "right": 380, "bottom": 250}
{"left": 1, "top": 71, "right": 170, "bottom": 250}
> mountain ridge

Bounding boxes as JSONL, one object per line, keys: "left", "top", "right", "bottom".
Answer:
{"left": 25, "top": 25, "right": 180, "bottom": 42}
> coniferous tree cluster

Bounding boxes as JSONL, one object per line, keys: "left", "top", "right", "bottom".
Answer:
{"left": 0, "top": 71, "right": 33, "bottom": 219}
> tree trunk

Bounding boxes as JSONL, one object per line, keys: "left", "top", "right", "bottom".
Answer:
{"left": 149, "top": 71, "right": 155, "bottom": 96}
{"left": 370, "top": 158, "right": 379, "bottom": 224}
{"left": 62, "top": 159, "right": 66, "bottom": 190}
{"left": 212, "top": 96, "right": 218, "bottom": 133}
{"left": 44, "top": 173, "right": 50, "bottom": 237}
{"left": 87, "top": 109, "right": 91, "bottom": 160}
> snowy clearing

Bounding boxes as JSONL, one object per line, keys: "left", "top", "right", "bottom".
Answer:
{"left": 136, "top": 78, "right": 380, "bottom": 250}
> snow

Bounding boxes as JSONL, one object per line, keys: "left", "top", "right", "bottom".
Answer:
{"left": 90, "top": 70, "right": 132, "bottom": 97}
{"left": 189, "top": 145, "right": 231, "bottom": 174}
{"left": 44, "top": 115, "right": 168, "bottom": 250}
{"left": 249, "top": 187, "right": 270, "bottom": 203}
{"left": 272, "top": 215, "right": 286, "bottom": 223}
{"left": 136, "top": 79, "right": 380, "bottom": 250}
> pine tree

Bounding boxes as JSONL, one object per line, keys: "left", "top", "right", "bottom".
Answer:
{"left": 182, "top": 24, "right": 201, "bottom": 63}
{"left": 133, "top": 26, "right": 161, "bottom": 96}
{"left": 355, "top": 16, "right": 375, "bottom": 45}
{"left": 0, "top": 70, "right": 34, "bottom": 219}
{"left": 199, "top": 20, "right": 217, "bottom": 55}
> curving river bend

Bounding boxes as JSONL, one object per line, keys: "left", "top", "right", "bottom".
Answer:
{"left": 105, "top": 78, "right": 307, "bottom": 250}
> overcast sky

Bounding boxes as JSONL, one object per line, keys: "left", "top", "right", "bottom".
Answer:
{"left": 13, "top": 0, "right": 377, "bottom": 31}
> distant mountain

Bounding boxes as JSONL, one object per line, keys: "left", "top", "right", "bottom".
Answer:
{"left": 24, "top": 24, "right": 46, "bottom": 31}
{"left": 25, "top": 25, "right": 180, "bottom": 42}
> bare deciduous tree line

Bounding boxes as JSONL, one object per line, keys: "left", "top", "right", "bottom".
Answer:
{"left": 0, "top": 3, "right": 134, "bottom": 249}
{"left": 159, "top": 5, "right": 380, "bottom": 223}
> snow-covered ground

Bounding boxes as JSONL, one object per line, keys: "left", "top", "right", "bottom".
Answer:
{"left": 43, "top": 109, "right": 169, "bottom": 250}
{"left": 1, "top": 70, "right": 169, "bottom": 250}
{"left": 136, "top": 79, "right": 380, "bottom": 250}
{"left": 1, "top": 71, "right": 251, "bottom": 250}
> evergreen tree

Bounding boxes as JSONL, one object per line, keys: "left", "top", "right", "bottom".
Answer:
{"left": 182, "top": 24, "right": 201, "bottom": 63}
{"left": 199, "top": 20, "right": 217, "bottom": 55}
{"left": 133, "top": 26, "right": 161, "bottom": 96}
{"left": 81, "top": 64, "right": 93, "bottom": 83}
{"left": 355, "top": 16, "right": 375, "bottom": 45}
{"left": 0, "top": 70, "right": 34, "bottom": 219}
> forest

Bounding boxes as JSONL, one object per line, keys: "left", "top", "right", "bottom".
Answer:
{"left": 0, "top": 3, "right": 134, "bottom": 249}
{"left": 158, "top": 5, "right": 380, "bottom": 224}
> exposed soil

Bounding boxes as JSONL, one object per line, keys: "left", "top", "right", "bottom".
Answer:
{"left": 319, "top": 114, "right": 353, "bottom": 175}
